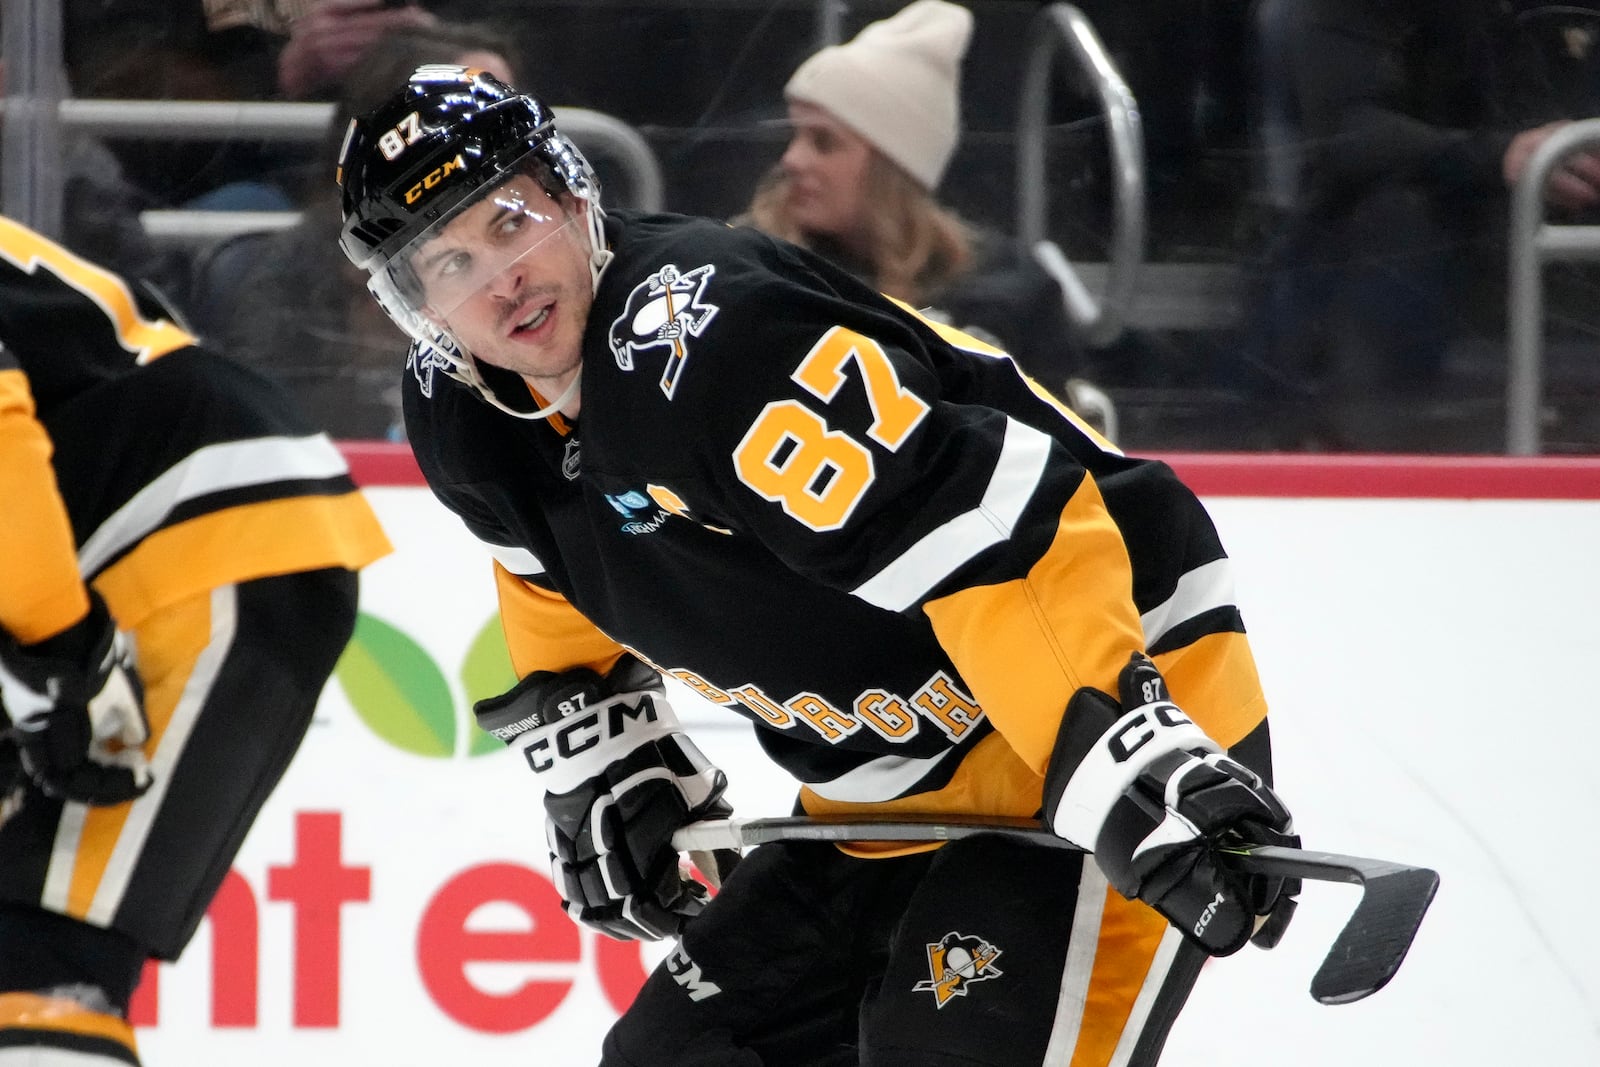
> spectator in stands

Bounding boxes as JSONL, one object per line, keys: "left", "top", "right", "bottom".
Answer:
{"left": 735, "top": 0, "right": 1085, "bottom": 392}
{"left": 197, "top": 21, "right": 519, "bottom": 440}
{"left": 1250, "top": 0, "right": 1600, "bottom": 451}
{"left": 64, "top": 0, "right": 438, "bottom": 210}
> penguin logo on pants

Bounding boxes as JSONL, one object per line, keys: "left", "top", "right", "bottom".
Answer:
{"left": 912, "top": 931, "right": 1004, "bottom": 1008}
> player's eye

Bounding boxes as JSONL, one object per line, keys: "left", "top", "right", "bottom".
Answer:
{"left": 423, "top": 250, "right": 472, "bottom": 291}
{"left": 495, "top": 212, "right": 530, "bottom": 238}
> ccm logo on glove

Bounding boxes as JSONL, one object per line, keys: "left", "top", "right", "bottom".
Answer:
{"left": 521, "top": 696, "right": 660, "bottom": 771}
{"left": 1106, "top": 701, "right": 1195, "bottom": 762}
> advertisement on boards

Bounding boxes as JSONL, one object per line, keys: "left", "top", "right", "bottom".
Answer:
{"left": 133, "top": 465, "right": 1600, "bottom": 1067}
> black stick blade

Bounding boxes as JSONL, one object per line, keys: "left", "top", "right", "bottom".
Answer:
{"left": 1219, "top": 845, "right": 1440, "bottom": 1005}
{"left": 1309, "top": 864, "right": 1439, "bottom": 1004}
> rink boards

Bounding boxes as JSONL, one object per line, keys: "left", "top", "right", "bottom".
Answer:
{"left": 131, "top": 450, "right": 1600, "bottom": 1067}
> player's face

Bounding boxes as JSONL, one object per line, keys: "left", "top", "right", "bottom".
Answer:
{"left": 779, "top": 102, "right": 872, "bottom": 238}
{"left": 410, "top": 174, "right": 593, "bottom": 398}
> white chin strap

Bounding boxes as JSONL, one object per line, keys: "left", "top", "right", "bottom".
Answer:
{"left": 519, "top": 367, "right": 582, "bottom": 420}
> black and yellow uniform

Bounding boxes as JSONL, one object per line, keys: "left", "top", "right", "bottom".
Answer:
{"left": 0, "top": 217, "right": 391, "bottom": 1065}
{"left": 404, "top": 210, "right": 1273, "bottom": 1065}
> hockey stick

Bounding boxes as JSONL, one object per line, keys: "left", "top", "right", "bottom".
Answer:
{"left": 672, "top": 814, "right": 1438, "bottom": 1006}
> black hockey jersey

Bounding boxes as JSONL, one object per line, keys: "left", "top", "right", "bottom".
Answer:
{"left": 405, "top": 211, "right": 1267, "bottom": 826}
{"left": 0, "top": 216, "right": 391, "bottom": 644}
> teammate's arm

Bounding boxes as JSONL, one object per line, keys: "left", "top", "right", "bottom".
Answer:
{"left": 0, "top": 362, "right": 90, "bottom": 642}
{"left": 0, "top": 361, "right": 152, "bottom": 804}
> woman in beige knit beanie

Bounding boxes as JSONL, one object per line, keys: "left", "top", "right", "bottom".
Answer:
{"left": 738, "top": 0, "right": 1083, "bottom": 387}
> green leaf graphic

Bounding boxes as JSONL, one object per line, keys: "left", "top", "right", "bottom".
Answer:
{"left": 460, "top": 615, "right": 517, "bottom": 757}
{"left": 336, "top": 613, "right": 457, "bottom": 758}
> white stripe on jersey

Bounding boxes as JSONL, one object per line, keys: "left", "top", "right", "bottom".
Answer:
{"left": 1041, "top": 860, "right": 1110, "bottom": 1065}
{"left": 851, "top": 417, "right": 1053, "bottom": 613}
{"left": 77, "top": 434, "right": 350, "bottom": 576}
{"left": 803, "top": 746, "right": 959, "bottom": 803}
{"left": 1105, "top": 927, "right": 1186, "bottom": 1067}
{"left": 1139, "top": 557, "right": 1236, "bottom": 647}
{"left": 481, "top": 541, "right": 546, "bottom": 577}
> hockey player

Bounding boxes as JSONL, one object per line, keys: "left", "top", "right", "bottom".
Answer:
{"left": 0, "top": 217, "right": 392, "bottom": 1065}
{"left": 337, "top": 67, "right": 1299, "bottom": 1066}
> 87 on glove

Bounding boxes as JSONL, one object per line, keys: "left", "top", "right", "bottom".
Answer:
{"left": 475, "top": 654, "right": 734, "bottom": 941}
{"left": 1044, "top": 653, "right": 1299, "bottom": 955}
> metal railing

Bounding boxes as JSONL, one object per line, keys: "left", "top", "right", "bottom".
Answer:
{"left": 1506, "top": 116, "right": 1600, "bottom": 455}
{"left": 1, "top": 97, "right": 665, "bottom": 243}
{"left": 1015, "top": 2, "right": 1146, "bottom": 348}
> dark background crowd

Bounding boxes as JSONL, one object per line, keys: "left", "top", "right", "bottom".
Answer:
{"left": 8, "top": 0, "right": 1600, "bottom": 453}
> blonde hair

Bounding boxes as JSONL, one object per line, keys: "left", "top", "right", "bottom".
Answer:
{"left": 737, "top": 152, "right": 974, "bottom": 306}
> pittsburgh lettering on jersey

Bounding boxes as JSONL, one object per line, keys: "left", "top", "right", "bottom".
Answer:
{"left": 606, "top": 263, "right": 719, "bottom": 398}
{"left": 628, "top": 650, "right": 986, "bottom": 748}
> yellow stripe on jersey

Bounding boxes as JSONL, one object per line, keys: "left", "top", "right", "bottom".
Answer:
{"left": 494, "top": 562, "right": 626, "bottom": 677}
{"left": 1150, "top": 630, "right": 1268, "bottom": 749}
{"left": 798, "top": 730, "right": 1045, "bottom": 857}
{"left": 94, "top": 493, "right": 391, "bottom": 629}
{"left": 0, "top": 217, "right": 194, "bottom": 364}
{"left": 884, "top": 295, "right": 1009, "bottom": 358}
{"left": 0, "top": 367, "right": 91, "bottom": 643}
{"left": 922, "top": 473, "right": 1145, "bottom": 774}
{"left": 1023, "top": 373, "right": 1123, "bottom": 455}
{"left": 0, "top": 991, "right": 139, "bottom": 1051}
{"left": 57, "top": 585, "right": 220, "bottom": 924}
{"left": 1070, "top": 891, "right": 1174, "bottom": 1067}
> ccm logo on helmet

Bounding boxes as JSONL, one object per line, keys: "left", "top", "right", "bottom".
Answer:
{"left": 1107, "top": 702, "right": 1194, "bottom": 762}
{"left": 405, "top": 154, "right": 468, "bottom": 206}
{"left": 523, "top": 696, "right": 660, "bottom": 771}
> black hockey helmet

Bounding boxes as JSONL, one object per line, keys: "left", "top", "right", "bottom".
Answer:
{"left": 336, "top": 65, "right": 610, "bottom": 417}
{"left": 337, "top": 64, "right": 599, "bottom": 273}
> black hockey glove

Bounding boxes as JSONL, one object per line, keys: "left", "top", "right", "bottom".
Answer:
{"left": 474, "top": 653, "right": 735, "bottom": 942}
{"left": 1042, "top": 653, "right": 1299, "bottom": 956}
{"left": 0, "top": 592, "right": 152, "bottom": 805}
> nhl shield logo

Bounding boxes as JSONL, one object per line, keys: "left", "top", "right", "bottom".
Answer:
{"left": 912, "top": 932, "right": 1004, "bottom": 1008}
{"left": 606, "top": 263, "right": 719, "bottom": 399}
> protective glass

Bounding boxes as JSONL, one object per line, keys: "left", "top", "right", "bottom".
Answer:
{"left": 366, "top": 151, "right": 582, "bottom": 358}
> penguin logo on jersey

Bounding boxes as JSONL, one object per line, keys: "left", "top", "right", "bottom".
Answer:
{"left": 912, "top": 932, "right": 1004, "bottom": 1008}
{"left": 407, "top": 340, "right": 456, "bottom": 399}
{"left": 607, "top": 263, "right": 719, "bottom": 399}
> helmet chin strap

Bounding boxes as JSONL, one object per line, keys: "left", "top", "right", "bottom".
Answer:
{"left": 458, "top": 357, "right": 581, "bottom": 421}
{"left": 520, "top": 366, "right": 582, "bottom": 420}
{"left": 582, "top": 197, "right": 614, "bottom": 292}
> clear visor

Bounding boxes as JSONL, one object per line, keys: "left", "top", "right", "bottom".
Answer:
{"left": 367, "top": 164, "right": 583, "bottom": 359}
